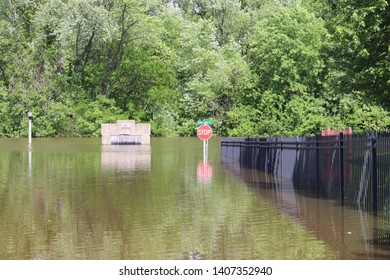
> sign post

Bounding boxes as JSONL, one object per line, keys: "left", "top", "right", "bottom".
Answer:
{"left": 197, "top": 123, "right": 213, "bottom": 184}
{"left": 203, "top": 138, "right": 208, "bottom": 162}
{"left": 27, "top": 111, "right": 33, "bottom": 177}
{"left": 197, "top": 124, "right": 213, "bottom": 161}
{"left": 28, "top": 111, "right": 32, "bottom": 145}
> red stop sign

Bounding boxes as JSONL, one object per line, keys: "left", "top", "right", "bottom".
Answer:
{"left": 197, "top": 124, "right": 213, "bottom": 140}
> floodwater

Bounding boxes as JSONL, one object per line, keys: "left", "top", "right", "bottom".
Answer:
{"left": 223, "top": 154, "right": 390, "bottom": 260}
{"left": 0, "top": 137, "right": 381, "bottom": 260}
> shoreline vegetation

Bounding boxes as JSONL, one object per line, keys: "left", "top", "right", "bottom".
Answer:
{"left": 0, "top": 0, "right": 389, "bottom": 138}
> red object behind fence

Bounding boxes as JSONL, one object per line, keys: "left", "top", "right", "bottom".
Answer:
{"left": 321, "top": 127, "right": 353, "bottom": 185}
{"left": 321, "top": 127, "right": 352, "bottom": 136}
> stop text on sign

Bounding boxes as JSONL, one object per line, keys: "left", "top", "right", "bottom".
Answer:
{"left": 197, "top": 124, "right": 213, "bottom": 141}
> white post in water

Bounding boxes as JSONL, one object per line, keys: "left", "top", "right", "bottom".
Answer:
{"left": 28, "top": 146, "right": 32, "bottom": 177}
{"left": 27, "top": 111, "right": 33, "bottom": 177}
{"left": 28, "top": 111, "right": 33, "bottom": 145}
{"left": 203, "top": 139, "right": 208, "bottom": 162}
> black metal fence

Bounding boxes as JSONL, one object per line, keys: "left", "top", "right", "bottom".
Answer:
{"left": 221, "top": 131, "right": 390, "bottom": 217}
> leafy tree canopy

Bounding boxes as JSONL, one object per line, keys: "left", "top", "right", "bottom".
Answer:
{"left": 0, "top": 0, "right": 389, "bottom": 137}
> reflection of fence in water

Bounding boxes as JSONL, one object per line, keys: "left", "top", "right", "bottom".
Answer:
{"left": 101, "top": 145, "right": 151, "bottom": 171}
{"left": 221, "top": 132, "right": 390, "bottom": 254}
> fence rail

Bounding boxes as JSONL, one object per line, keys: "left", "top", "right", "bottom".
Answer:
{"left": 221, "top": 131, "right": 390, "bottom": 216}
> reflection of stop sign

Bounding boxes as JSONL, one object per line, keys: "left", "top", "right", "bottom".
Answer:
{"left": 197, "top": 160, "right": 212, "bottom": 184}
{"left": 197, "top": 124, "right": 213, "bottom": 140}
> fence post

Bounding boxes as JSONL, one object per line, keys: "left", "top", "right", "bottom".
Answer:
{"left": 295, "top": 136, "right": 299, "bottom": 181}
{"left": 371, "top": 130, "right": 378, "bottom": 214}
{"left": 280, "top": 136, "right": 283, "bottom": 178}
{"left": 339, "top": 133, "right": 345, "bottom": 206}
{"left": 265, "top": 138, "right": 268, "bottom": 173}
{"left": 316, "top": 135, "right": 320, "bottom": 197}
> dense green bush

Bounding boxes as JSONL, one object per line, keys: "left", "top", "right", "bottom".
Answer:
{"left": 0, "top": 0, "right": 389, "bottom": 138}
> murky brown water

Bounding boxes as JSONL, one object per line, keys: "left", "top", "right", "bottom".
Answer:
{"left": 223, "top": 160, "right": 390, "bottom": 259}
{"left": 0, "top": 137, "right": 341, "bottom": 259}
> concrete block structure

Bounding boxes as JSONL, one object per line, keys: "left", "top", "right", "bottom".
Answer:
{"left": 101, "top": 120, "right": 151, "bottom": 145}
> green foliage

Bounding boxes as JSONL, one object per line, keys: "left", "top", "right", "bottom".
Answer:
{"left": 150, "top": 106, "right": 179, "bottom": 137}
{"left": 249, "top": 5, "right": 326, "bottom": 97}
{"left": 319, "top": 0, "right": 390, "bottom": 103}
{"left": 179, "top": 42, "right": 253, "bottom": 129}
{"left": 225, "top": 105, "right": 258, "bottom": 137}
{"left": 75, "top": 95, "right": 126, "bottom": 137}
{"left": 334, "top": 94, "right": 390, "bottom": 132}
{"left": 0, "top": 0, "right": 389, "bottom": 138}
{"left": 110, "top": 44, "right": 177, "bottom": 113}
{"left": 0, "top": 85, "right": 23, "bottom": 137}
{"left": 176, "top": 119, "right": 197, "bottom": 136}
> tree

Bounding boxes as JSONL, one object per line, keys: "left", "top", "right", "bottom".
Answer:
{"left": 248, "top": 5, "right": 326, "bottom": 98}
{"left": 34, "top": 0, "right": 119, "bottom": 79}
{"left": 318, "top": 0, "right": 389, "bottom": 104}
{"left": 0, "top": 0, "right": 389, "bottom": 138}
